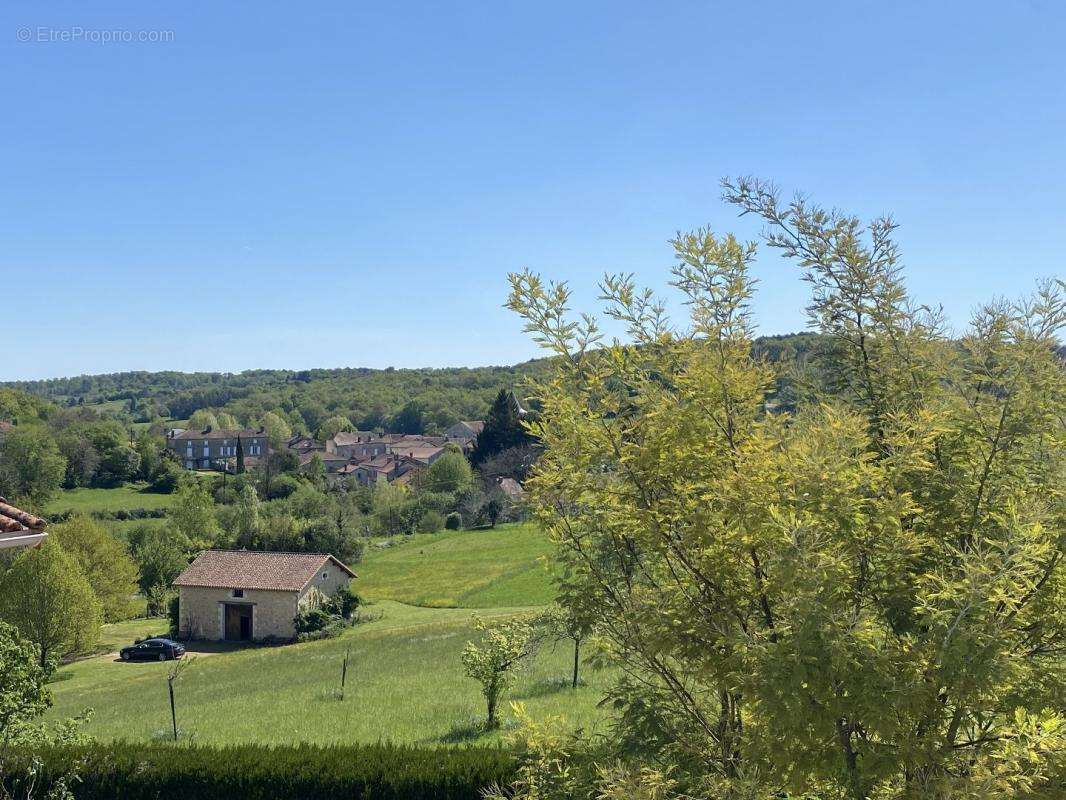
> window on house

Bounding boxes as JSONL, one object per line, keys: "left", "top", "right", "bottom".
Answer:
{"left": 322, "top": 571, "right": 328, "bottom": 580}
{"left": 232, "top": 588, "right": 244, "bottom": 598}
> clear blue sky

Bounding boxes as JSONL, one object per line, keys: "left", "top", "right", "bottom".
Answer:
{"left": 2, "top": 1, "right": 1063, "bottom": 381}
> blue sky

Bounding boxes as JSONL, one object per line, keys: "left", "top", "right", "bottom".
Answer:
{"left": 2, "top": 1, "right": 1063, "bottom": 381}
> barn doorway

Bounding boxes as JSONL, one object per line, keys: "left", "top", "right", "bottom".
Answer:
{"left": 224, "top": 603, "right": 253, "bottom": 641}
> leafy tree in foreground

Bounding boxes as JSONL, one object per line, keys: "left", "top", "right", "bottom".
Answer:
{"left": 50, "top": 516, "right": 139, "bottom": 622}
{"left": 461, "top": 616, "right": 539, "bottom": 728}
{"left": 504, "top": 179, "right": 1065, "bottom": 799}
{"left": 0, "top": 541, "right": 102, "bottom": 667}
{"left": 0, "top": 622, "right": 51, "bottom": 745}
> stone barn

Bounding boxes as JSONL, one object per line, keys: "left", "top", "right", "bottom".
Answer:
{"left": 173, "top": 550, "right": 356, "bottom": 642}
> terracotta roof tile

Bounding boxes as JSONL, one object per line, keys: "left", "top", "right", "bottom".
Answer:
{"left": 0, "top": 498, "right": 48, "bottom": 549}
{"left": 173, "top": 550, "right": 356, "bottom": 592}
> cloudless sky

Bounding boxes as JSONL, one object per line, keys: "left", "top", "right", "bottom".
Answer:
{"left": 2, "top": 1, "right": 1063, "bottom": 381}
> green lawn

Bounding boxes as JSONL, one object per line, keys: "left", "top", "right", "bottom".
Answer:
{"left": 45, "top": 522, "right": 598, "bottom": 746}
{"left": 356, "top": 524, "right": 556, "bottom": 607}
{"left": 45, "top": 482, "right": 175, "bottom": 516}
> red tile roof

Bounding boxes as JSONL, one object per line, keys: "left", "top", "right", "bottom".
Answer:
{"left": 0, "top": 498, "right": 48, "bottom": 549}
{"left": 173, "top": 550, "right": 356, "bottom": 592}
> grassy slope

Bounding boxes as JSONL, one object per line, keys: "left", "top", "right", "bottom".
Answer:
{"left": 47, "top": 524, "right": 605, "bottom": 746}
{"left": 356, "top": 524, "right": 556, "bottom": 608}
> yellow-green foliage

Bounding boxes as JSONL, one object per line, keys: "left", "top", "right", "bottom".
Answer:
{"left": 50, "top": 516, "right": 140, "bottom": 622}
{"left": 506, "top": 179, "right": 1065, "bottom": 799}
{"left": 0, "top": 540, "right": 102, "bottom": 666}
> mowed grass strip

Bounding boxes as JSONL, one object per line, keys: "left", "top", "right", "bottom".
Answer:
{"left": 47, "top": 601, "right": 609, "bottom": 746}
{"left": 356, "top": 524, "right": 555, "bottom": 608}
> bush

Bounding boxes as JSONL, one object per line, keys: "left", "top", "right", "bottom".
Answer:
{"left": 0, "top": 742, "right": 515, "bottom": 800}
{"left": 445, "top": 511, "right": 462, "bottom": 530}
{"left": 324, "top": 585, "right": 361, "bottom": 620}
{"left": 265, "top": 474, "right": 300, "bottom": 500}
{"left": 293, "top": 607, "right": 334, "bottom": 635}
{"left": 417, "top": 510, "right": 445, "bottom": 533}
{"left": 148, "top": 461, "right": 183, "bottom": 493}
{"left": 168, "top": 594, "right": 180, "bottom": 636}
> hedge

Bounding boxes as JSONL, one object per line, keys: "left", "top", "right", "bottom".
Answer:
{"left": 0, "top": 741, "right": 514, "bottom": 800}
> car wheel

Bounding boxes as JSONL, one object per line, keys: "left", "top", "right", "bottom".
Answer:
{"left": 121, "top": 653, "right": 129, "bottom": 661}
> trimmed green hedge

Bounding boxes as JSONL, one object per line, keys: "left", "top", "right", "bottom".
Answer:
{"left": 1, "top": 741, "right": 514, "bottom": 800}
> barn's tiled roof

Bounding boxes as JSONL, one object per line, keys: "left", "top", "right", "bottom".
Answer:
{"left": 0, "top": 498, "right": 48, "bottom": 549}
{"left": 173, "top": 550, "right": 356, "bottom": 592}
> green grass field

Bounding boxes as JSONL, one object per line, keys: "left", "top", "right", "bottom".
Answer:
{"left": 356, "top": 524, "right": 556, "bottom": 607}
{"left": 45, "top": 482, "right": 175, "bottom": 516}
{"left": 46, "top": 523, "right": 605, "bottom": 746}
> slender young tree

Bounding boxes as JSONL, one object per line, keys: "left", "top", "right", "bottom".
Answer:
{"left": 461, "top": 616, "right": 539, "bottom": 728}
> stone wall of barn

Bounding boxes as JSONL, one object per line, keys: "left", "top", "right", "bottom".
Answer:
{"left": 178, "top": 586, "right": 300, "bottom": 641}
{"left": 297, "top": 564, "right": 352, "bottom": 611}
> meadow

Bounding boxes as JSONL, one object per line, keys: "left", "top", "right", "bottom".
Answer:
{"left": 46, "top": 523, "right": 610, "bottom": 747}
{"left": 44, "top": 482, "right": 176, "bottom": 516}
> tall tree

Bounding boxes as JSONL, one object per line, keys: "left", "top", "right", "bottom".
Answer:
{"left": 232, "top": 484, "right": 261, "bottom": 548}
{"left": 424, "top": 450, "right": 474, "bottom": 493}
{"left": 259, "top": 411, "right": 292, "bottom": 449}
{"left": 0, "top": 426, "right": 66, "bottom": 508}
{"left": 186, "top": 409, "right": 219, "bottom": 431}
{"left": 471, "top": 389, "right": 530, "bottom": 465}
{"left": 128, "top": 523, "right": 187, "bottom": 616}
{"left": 503, "top": 182, "right": 1066, "bottom": 800}
{"left": 316, "top": 415, "right": 354, "bottom": 442}
{"left": 0, "top": 541, "right": 102, "bottom": 667}
{"left": 167, "top": 479, "right": 221, "bottom": 551}
{"left": 50, "top": 516, "right": 139, "bottom": 622}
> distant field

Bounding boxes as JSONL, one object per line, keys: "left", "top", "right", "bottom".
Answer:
{"left": 45, "top": 482, "right": 175, "bottom": 516}
{"left": 356, "top": 524, "right": 556, "bottom": 607}
{"left": 46, "top": 523, "right": 593, "bottom": 746}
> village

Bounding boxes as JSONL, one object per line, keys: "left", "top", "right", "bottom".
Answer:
{"left": 165, "top": 419, "right": 485, "bottom": 487}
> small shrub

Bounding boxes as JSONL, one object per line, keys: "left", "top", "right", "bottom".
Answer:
{"left": 294, "top": 607, "right": 334, "bottom": 634}
{"left": 324, "top": 586, "right": 361, "bottom": 620}
{"left": 445, "top": 511, "right": 462, "bottom": 530}
{"left": 417, "top": 510, "right": 445, "bottom": 533}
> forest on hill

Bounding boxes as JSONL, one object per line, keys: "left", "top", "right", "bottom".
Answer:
{"left": 1, "top": 333, "right": 823, "bottom": 436}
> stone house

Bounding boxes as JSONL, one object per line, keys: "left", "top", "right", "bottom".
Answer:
{"left": 444, "top": 420, "right": 484, "bottom": 444}
{"left": 0, "top": 498, "right": 48, "bottom": 550}
{"left": 166, "top": 427, "right": 269, "bottom": 470}
{"left": 325, "top": 431, "right": 382, "bottom": 458}
{"left": 173, "top": 550, "right": 356, "bottom": 642}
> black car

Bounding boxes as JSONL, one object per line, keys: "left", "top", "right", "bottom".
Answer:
{"left": 119, "top": 638, "right": 185, "bottom": 662}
